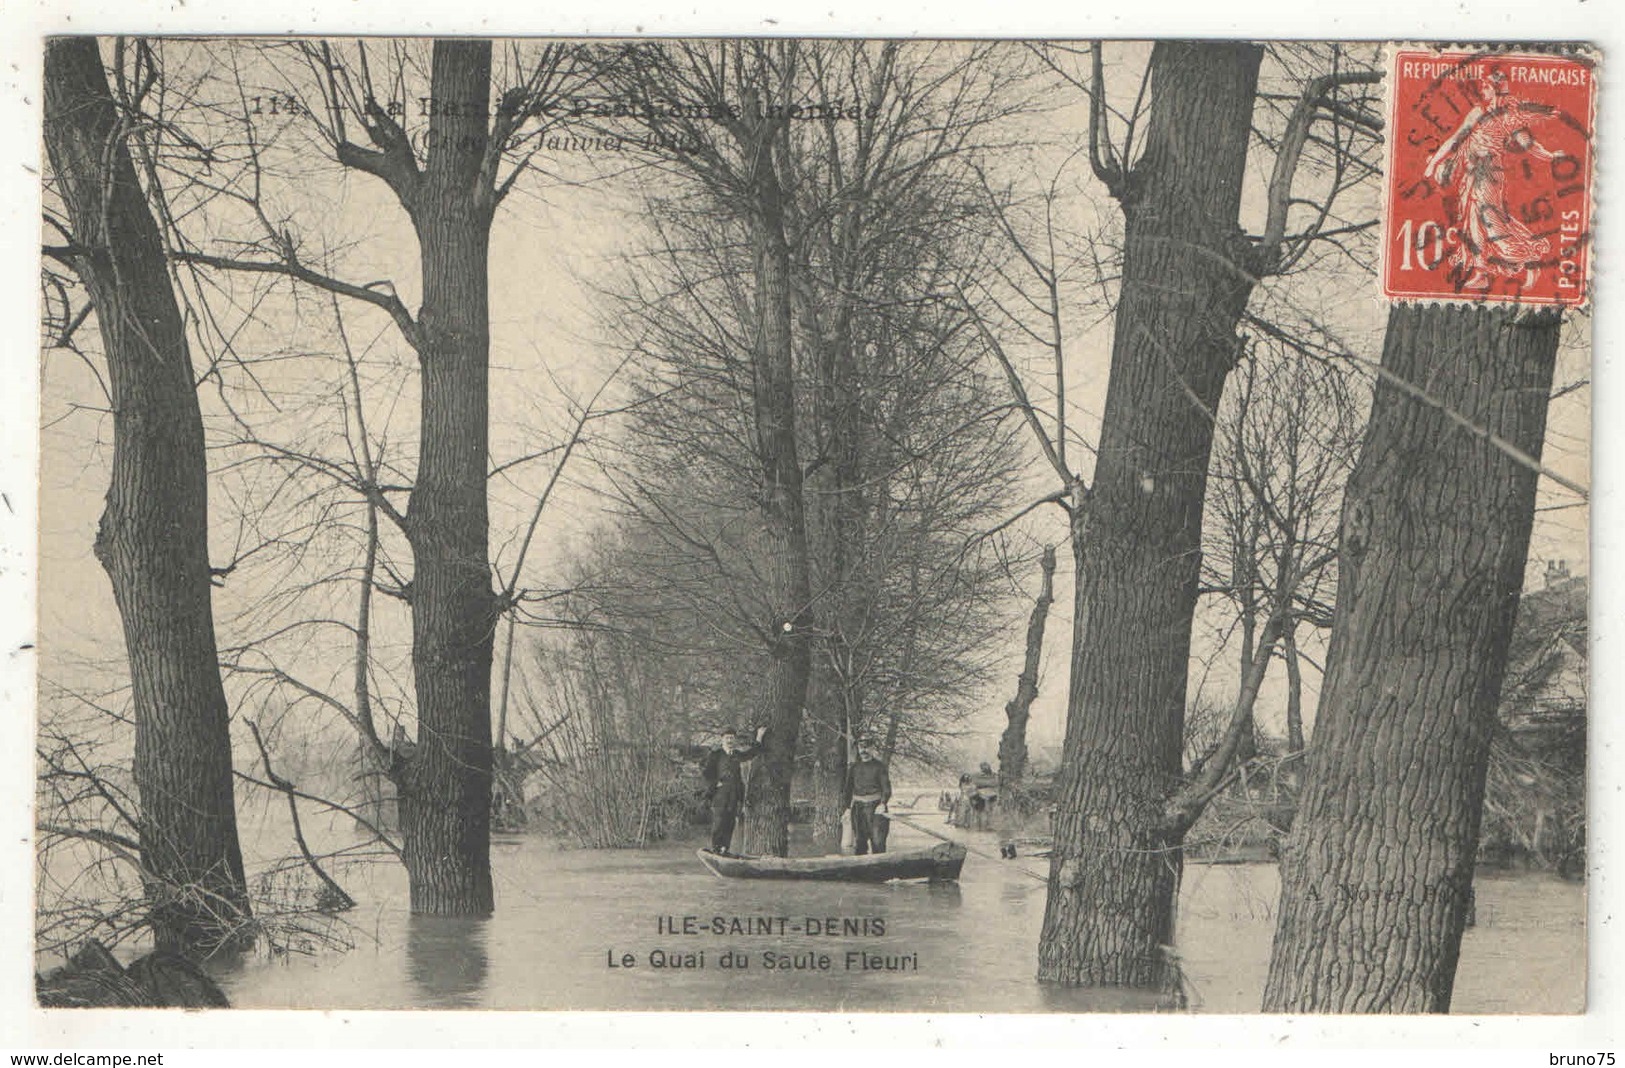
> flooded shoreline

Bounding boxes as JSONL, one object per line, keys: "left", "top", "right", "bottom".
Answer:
{"left": 210, "top": 816, "right": 1585, "bottom": 1014}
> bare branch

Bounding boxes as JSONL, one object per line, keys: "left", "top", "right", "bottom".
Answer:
{"left": 956, "top": 286, "right": 1071, "bottom": 488}
{"left": 175, "top": 250, "right": 421, "bottom": 348}
{"left": 1255, "top": 69, "right": 1382, "bottom": 274}
{"left": 1087, "top": 43, "right": 1125, "bottom": 196}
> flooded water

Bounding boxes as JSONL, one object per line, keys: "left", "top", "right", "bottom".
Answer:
{"left": 214, "top": 815, "right": 1585, "bottom": 1014}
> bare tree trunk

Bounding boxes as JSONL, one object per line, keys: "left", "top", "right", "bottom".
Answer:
{"left": 1281, "top": 626, "right": 1306, "bottom": 794}
{"left": 741, "top": 105, "right": 814, "bottom": 858}
{"left": 806, "top": 664, "right": 847, "bottom": 853}
{"left": 882, "top": 547, "right": 923, "bottom": 765}
{"left": 393, "top": 40, "right": 498, "bottom": 915}
{"left": 1038, "top": 41, "right": 1262, "bottom": 991}
{"left": 806, "top": 290, "right": 861, "bottom": 854}
{"left": 1234, "top": 588, "right": 1260, "bottom": 770}
{"left": 1262, "top": 303, "right": 1561, "bottom": 1013}
{"left": 999, "top": 545, "right": 1056, "bottom": 787}
{"left": 43, "top": 37, "right": 252, "bottom": 954}
{"left": 354, "top": 499, "right": 397, "bottom": 831}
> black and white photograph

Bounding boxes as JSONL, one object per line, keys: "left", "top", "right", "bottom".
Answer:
{"left": 10, "top": 18, "right": 1605, "bottom": 1040}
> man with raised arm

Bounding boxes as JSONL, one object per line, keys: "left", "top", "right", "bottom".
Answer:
{"left": 701, "top": 725, "right": 766, "bottom": 856}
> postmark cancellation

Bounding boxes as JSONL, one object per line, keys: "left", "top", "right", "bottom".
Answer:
{"left": 1382, "top": 46, "right": 1596, "bottom": 307}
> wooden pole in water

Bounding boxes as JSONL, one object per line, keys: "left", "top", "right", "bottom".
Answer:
{"left": 884, "top": 810, "right": 956, "bottom": 844}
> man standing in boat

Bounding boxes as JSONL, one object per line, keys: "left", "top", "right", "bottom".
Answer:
{"left": 845, "top": 743, "right": 893, "bottom": 855}
{"left": 702, "top": 725, "right": 766, "bottom": 856}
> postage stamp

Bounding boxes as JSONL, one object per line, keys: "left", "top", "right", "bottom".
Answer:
{"left": 1383, "top": 47, "right": 1597, "bottom": 306}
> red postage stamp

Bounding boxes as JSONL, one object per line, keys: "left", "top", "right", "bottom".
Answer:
{"left": 1383, "top": 48, "right": 1596, "bottom": 306}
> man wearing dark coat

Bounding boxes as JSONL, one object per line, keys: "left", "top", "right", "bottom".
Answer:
{"left": 701, "top": 726, "right": 766, "bottom": 855}
{"left": 845, "top": 742, "right": 893, "bottom": 855}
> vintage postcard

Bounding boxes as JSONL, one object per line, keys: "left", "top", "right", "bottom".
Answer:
{"left": 23, "top": 32, "right": 1594, "bottom": 1029}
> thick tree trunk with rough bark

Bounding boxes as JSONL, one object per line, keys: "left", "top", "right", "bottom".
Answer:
{"left": 999, "top": 545, "right": 1056, "bottom": 787}
{"left": 392, "top": 40, "right": 499, "bottom": 915}
{"left": 1038, "top": 41, "right": 1262, "bottom": 991}
{"left": 1262, "top": 304, "right": 1561, "bottom": 1013}
{"left": 741, "top": 116, "right": 814, "bottom": 858}
{"left": 43, "top": 37, "right": 252, "bottom": 954}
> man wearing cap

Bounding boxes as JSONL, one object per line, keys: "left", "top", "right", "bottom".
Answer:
{"left": 701, "top": 725, "right": 766, "bottom": 855}
{"left": 845, "top": 742, "right": 893, "bottom": 855}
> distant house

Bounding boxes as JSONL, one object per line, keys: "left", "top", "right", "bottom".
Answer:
{"left": 1499, "top": 562, "right": 1586, "bottom": 757}
{"left": 1481, "top": 561, "right": 1586, "bottom": 875}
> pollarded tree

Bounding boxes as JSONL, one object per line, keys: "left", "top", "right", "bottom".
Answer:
{"left": 1262, "top": 303, "right": 1568, "bottom": 1012}
{"left": 997, "top": 545, "right": 1056, "bottom": 788}
{"left": 1039, "top": 41, "right": 1265, "bottom": 993}
{"left": 972, "top": 41, "right": 1383, "bottom": 991}
{"left": 597, "top": 42, "right": 1034, "bottom": 854}
{"left": 781, "top": 43, "right": 1031, "bottom": 845}
{"left": 42, "top": 36, "right": 252, "bottom": 953}
{"left": 184, "top": 38, "right": 596, "bottom": 914}
{"left": 617, "top": 42, "right": 814, "bottom": 858}
{"left": 599, "top": 44, "right": 834, "bottom": 855}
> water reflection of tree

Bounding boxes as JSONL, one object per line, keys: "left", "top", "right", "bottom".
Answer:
{"left": 405, "top": 914, "right": 490, "bottom": 1009}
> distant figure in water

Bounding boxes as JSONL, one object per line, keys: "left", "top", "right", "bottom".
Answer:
{"left": 949, "top": 763, "right": 1000, "bottom": 829}
{"left": 701, "top": 725, "right": 765, "bottom": 856}
{"left": 846, "top": 742, "right": 893, "bottom": 855}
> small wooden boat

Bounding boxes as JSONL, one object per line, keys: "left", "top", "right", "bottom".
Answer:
{"left": 697, "top": 842, "right": 967, "bottom": 883}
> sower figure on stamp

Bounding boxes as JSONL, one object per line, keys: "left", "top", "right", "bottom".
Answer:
{"left": 845, "top": 742, "right": 893, "bottom": 855}
{"left": 702, "top": 726, "right": 765, "bottom": 856}
{"left": 1424, "top": 64, "right": 1567, "bottom": 291}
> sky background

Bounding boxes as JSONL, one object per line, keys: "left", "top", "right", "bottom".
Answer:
{"left": 30, "top": 39, "right": 1591, "bottom": 777}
